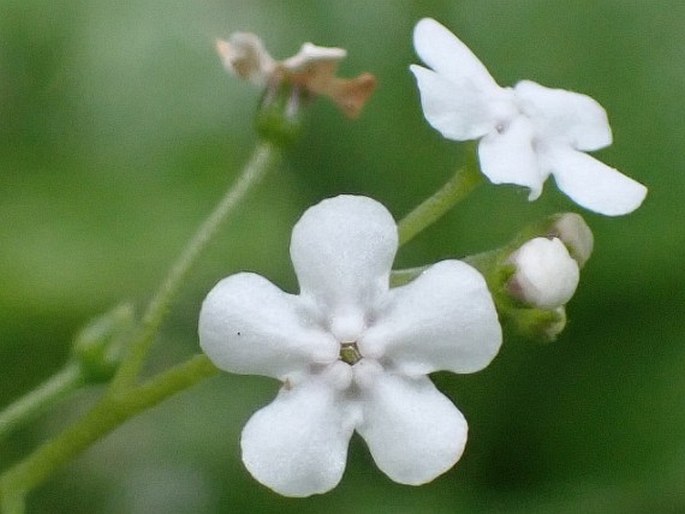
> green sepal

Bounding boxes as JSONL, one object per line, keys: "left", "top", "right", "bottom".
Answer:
{"left": 255, "top": 82, "right": 304, "bottom": 147}
{"left": 500, "top": 305, "right": 567, "bottom": 343}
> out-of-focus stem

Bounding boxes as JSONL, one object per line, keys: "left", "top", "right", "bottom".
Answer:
{"left": 111, "top": 141, "right": 281, "bottom": 391}
{"left": 0, "top": 363, "right": 84, "bottom": 443}
{"left": 0, "top": 355, "right": 216, "bottom": 513}
{"left": 397, "top": 147, "right": 482, "bottom": 247}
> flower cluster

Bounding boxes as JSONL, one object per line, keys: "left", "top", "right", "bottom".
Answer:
{"left": 410, "top": 18, "right": 647, "bottom": 216}
{"left": 200, "top": 17, "right": 647, "bottom": 498}
{"left": 199, "top": 196, "right": 502, "bottom": 496}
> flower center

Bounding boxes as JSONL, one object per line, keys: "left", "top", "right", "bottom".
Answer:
{"left": 339, "top": 342, "right": 362, "bottom": 365}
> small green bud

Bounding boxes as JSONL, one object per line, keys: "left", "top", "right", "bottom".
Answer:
{"left": 71, "top": 303, "right": 135, "bottom": 383}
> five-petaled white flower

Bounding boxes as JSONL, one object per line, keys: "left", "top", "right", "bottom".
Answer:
{"left": 410, "top": 18, "right": 647, "bottom": 216}
{"left": 199, "top": 195, "right": 502, "bottom": 497}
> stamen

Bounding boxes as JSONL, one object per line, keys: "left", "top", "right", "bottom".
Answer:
{"left": 339, "top": 342, "right": 362, "bottom": 365}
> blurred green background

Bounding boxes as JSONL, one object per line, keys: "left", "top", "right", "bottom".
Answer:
{"left": 1, "top": 0, "right": 684, "bottom": 512}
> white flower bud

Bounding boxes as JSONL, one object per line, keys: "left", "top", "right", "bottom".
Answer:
{"left": 508, "top": 237, "right": 580, "bottom": 309}
{"left": 550, "top": 213, "right": 594, "bottom": 268}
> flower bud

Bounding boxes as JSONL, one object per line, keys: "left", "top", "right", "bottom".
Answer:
{"left": 71, "top": 303, "right": 135, "bottom": 383}
{"left": 547, "top": 213, "right": 594, "bottom": 268}
{"left": 508, "top": 237, "right": 580, "bottom": 310}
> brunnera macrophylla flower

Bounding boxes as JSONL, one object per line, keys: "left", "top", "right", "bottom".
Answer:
{"left": 216, "top": 32, "right": 376, "bottom": 118}
{"left": 508, "top": 237, "right": 580, "bottom": 310}
{"left": 410, "top": 18, "right": 647, "bottom": 216}
{"left": 199, "top": 195, "right": 502, "bottom": 497}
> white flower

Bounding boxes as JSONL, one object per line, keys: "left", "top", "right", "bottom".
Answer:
{"left": 216, "top": 33, "right": 376, "bottom": 118}
{"left": 199, "top": 195, "right": 502, "bottom": 497}
{"left": 508, "top": 237, "right": 580, "bottom": 310}
{"left": 410, "top": 18, "right": 647, "bottom": 216}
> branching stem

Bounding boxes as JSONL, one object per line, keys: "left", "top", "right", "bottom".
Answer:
{"left": 0, "top": 141, "right": 484, "bottom": 513}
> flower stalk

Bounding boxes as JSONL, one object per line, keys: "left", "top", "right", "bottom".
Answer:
{"left": 397, "top": 146, "right": 482, "bottom": 246}
{"left": 110, "top": 140, "right": 281, "bottom": 392}
{"left": 0, "top": 355, "right": 217, "bottom": 513}
{"left": 0, "top": 363, "right": 84, "bottom": 444}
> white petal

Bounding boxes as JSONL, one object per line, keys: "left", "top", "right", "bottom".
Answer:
{"left": 290, "top": 195, "right": 398, "bottom": 320}
{"left": 359, "top": 260, "right": 502, "bottom": 375}
{"left": 510, "top": 237, "right": 580, "bottom": 309}
{"left": 241, "top": 370, "right": 356, "bottom": 497}
{"left": 548, "top": 147, "right": 648, "bottom": 215}
{"left": 413, "top": 18, "right": 500, "bottom": 95}
{"left": 199, "top": 273, "right": 338, "bottom": 380}
{"left": 478, "top": 116, "right": 544, "bottom": 199}
{"left": 410, "top": 65, "right": 496, "bottom": 140}
{"left": 281, "top": 42, "right": 346, "bottom": 73}
{"left": 550, "top": 213, "right": 594, "bottom": 268}
{"left": 356, "top": 372, "right": 467, "bottom": 485}
{"left": 514, "top": 80, "right": 612, "bottom": 151}
{"left": 215, "top": 33, "right": 276, "bottom": 86}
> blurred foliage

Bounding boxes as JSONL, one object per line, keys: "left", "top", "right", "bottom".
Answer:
{"left": 1, "top": 0, "right": 684, "bottom": 512}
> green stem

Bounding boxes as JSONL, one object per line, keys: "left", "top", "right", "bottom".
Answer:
{"left": 124, "top": 355, "right": 217, "bottom": 411}
{"left": 111, "top": 141, "right": 281, "bottom": 391}
{"left": 0, "top": 140, "right": 279, "bottom": 512}
{"left": 0, "top": 355, "right": 216, "bottom": 511}
{"left": 0, "top": 363, "right": 84, "bottom": 443}
{"left": 397, "top": 147, "right": 482, "bottom": 246}
{"left": 0, "top": 492, "right": 23, "bottom": 514}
